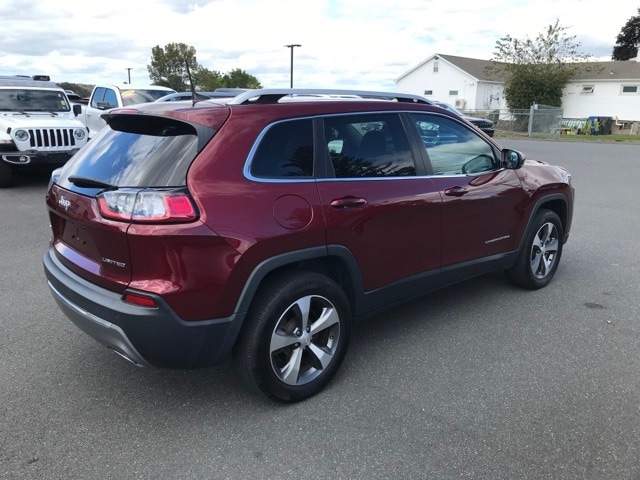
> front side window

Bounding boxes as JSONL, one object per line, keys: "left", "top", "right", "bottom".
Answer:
{"left": 103, "top": 88, "right": 118, "bottom": 108}
{"left": 412, "top": 113, "right": 497, "bottom": 176}
{"left": 250, "top": 119, "right": 314, "bottom": 178}
{"left": 90, "top": 87, "right": 106, "bottom": 108}
{"left": 323, "top": 113, "right": 416, "bottom": 178}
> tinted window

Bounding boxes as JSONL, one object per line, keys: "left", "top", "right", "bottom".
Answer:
{"left": 250, "top": 119, "right": 314, "bottom": 178}
{"left": 103, "top": 88, "right": 118, "bottom": 108}
{"left": 121, "top": 89, "right": 173, "bottom": 105}
{"left": 90, "top": 87, "right": 106, "bottom": 108}
{"left": 411, "top": 113, "right": 497, "bottom": 175}
{"left": 59, "top": 116, "right": 200, "bottom": 187}
{"left": 323, "top": 113, "right": 415, "bottom": 178}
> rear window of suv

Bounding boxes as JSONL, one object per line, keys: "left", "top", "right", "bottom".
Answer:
{"left": 249, "top": 119, "right": 314, "bottom": 178}
{"left": 58, "top": 115, "right": 206, "bottom": 188}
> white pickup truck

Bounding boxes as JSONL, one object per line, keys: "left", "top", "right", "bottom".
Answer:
{"left": 77, "top": 84, "right": 175, "bottom": 138}
{"left": 0, "top": 75, "right": 88, "bottom": 187}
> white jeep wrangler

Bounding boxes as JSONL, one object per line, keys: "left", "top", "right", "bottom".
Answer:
{"left": 0, "top": 75, "right": 88, "bottom": 186}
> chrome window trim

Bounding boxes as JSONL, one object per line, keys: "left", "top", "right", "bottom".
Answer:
{"left": 243, "top": 110, "right": 500, "bottom": 183}
{"left": 243, "top": 116, "right": 316, "bottom": 183}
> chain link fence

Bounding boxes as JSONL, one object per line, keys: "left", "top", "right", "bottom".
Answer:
{"left": 465, "top": 104, "right": 564, "bottom": 136}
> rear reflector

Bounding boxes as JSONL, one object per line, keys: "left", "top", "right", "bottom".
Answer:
{"left": 123, "top": 292, "right": 158, "bottom": 308}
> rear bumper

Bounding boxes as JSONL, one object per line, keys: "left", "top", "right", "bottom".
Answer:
{"left": 43, "top": 249, "right": 245, "bottom": 369}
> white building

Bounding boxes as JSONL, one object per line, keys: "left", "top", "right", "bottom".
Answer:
{"left": 563, "top": 60, "right": 640, "bottom": 124}
{"left": 396, "top": 53, "right": 640, "bottom": 127}
{"left": 395, "top": 54, "right": 505, "bottom": 111}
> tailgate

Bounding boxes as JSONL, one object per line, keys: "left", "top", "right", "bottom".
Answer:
{"left": 47, "top": 184, "right": 132, "bottom": 293}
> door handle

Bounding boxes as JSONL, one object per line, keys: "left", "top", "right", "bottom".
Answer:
{"left": 330, "top": 197, "right": 367, "bottom": 209}
{"left": 444, "top": 186, "right": 468, "bottom": 197}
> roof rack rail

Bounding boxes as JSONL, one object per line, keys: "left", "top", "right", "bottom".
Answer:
{"left": 0, "top": 75, "right": 59, "bottom": 88}
{"left": 226, "top": 88, "right": 433, "bottom": 105}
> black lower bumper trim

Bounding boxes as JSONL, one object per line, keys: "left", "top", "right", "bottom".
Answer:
{"left": 43, "top": 249, "right": 245, "bottom": 369}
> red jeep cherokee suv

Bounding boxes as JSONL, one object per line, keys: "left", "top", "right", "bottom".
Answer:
{"left": 43, "top": 89, "right": 574, "bottom": 402}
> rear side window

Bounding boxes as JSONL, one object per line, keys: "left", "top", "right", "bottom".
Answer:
{"left": 250, "top": 119, "right": 314, "bottom": 178}
{"left": 323, "top": 113, "right": 416, "bottom": 178}
{"left": 59, "top": 115, "right": 203, "bottom": 188}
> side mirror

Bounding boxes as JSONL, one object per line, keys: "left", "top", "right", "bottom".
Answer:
{"left": 96, "top": 102, "right": 115, "bottom": 110}
{"left": 502, "top": 149, "right": 525, "bottom": 169}
{"left": 72, "top": 104, "right": 82, "bottom": 116}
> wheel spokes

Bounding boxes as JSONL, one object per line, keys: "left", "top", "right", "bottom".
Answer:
{"left": 308, "top": 343, "right": 333, "bottom": 370}
{"left": 270, "top": 294, "right": 342, "bottom": 386}
{"left": 530, "top": 250, "right": 544, "bottom": 276}
{"left": 279, "top": 347, "right": 304, "bottom": 385}
{"left": 309, "top": 306, "right": 339, "bottom": 336}
{"left": 530, "top": 222, "right": 558, "bottom": 279}
{"left": 270, "top": 331, "right": 299, "bottom": 353}
{"left": 293, "top": 295, "right": 312, "bottom": 332}
{"left": 545, "top": 236, "right": 559, "bottom": 254}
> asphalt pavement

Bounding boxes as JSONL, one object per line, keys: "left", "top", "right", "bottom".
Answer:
{"left": 1, "top": 139, "right": 640, "bottom": 479}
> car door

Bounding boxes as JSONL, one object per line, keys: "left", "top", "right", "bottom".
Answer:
{"left": 409, "top": 112, "right": 524, "bottom": 267}
{"left": 316, "top": 112, "right": 442, "bottom": 305}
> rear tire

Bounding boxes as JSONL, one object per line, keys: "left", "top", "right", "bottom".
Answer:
{"left": 506, "top": 209, "right": 563, "bottom": 289}
{"left": 235, "top": 271, "right": 351, "bottom": 403}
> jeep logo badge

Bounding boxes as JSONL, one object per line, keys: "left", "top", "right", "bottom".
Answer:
{"left": 58, "top": 196, "right": 71, "bottom": 210}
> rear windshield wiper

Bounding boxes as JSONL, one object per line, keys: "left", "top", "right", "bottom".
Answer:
{"left": 67, "top": 175, "right": 118, "bottom": 191}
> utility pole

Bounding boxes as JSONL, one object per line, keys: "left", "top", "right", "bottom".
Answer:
{"left": 126, "top": 68, "right": 133, "bottom": 84}
{"left": 284, "top": 44, "right": 301, "bottom": 88}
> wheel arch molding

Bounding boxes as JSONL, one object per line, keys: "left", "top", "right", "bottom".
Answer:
{"left": 518, "top": 193, "right": 571, "bottom": 252}
{"left": 233, "top": 245, "right": 367, "bottom": 320}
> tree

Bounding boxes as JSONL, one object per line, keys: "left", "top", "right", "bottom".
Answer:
{"left": 148, "top": 43, "right": 262, "bottom": 91}
{"left": 57, "top": 82, "right": 93, "bottom": 98}
{"left": 196, "top": 68, "right": 224, "bottom": 91}
{"left": 220, "top": 68, "right": 262, "bottom": 89}
{"left": 147, "top": 43, "right": 201, "bottom": 91}
{"left": 612, "top": 8, "right": 640, "bottom": 60}
{"left": 489, "top": 20, "right": 591, "bottom": 110}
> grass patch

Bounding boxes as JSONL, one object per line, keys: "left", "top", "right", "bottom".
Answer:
{"left": 495, "top": 131, "right": 640, "bottom": 143}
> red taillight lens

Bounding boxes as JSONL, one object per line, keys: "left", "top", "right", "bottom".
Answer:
{"left": 123, "top": 292, "right": 158, "bottom": 308}
{"left": 97, "top": 189, "right": 198, "bottom": 223}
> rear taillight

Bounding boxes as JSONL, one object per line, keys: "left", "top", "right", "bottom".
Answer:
{"left": 97, "top": 189, "right": 198, "bottom": 223}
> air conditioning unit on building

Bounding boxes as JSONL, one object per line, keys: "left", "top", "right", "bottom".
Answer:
{"left": 454, "top": 99, "right": 466, "bottom": 109}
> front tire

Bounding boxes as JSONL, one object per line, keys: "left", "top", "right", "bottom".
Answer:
{"left": 0, "top": 161, "right": 14, "bottom": 188}
{"left": 506, "top": 209, "right": 563, "bottom": 289}
{"left": 235, "top": 271, "right": 351, "bottom": 403}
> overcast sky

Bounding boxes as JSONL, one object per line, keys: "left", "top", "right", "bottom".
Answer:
{"left": 1, "top": 0, "right": 638, "bottom": 90}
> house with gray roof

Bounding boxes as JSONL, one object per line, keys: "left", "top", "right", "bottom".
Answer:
{"left": 396, "top": 53, "right": 640, "bottom": 127}
{"left": 395, "top": 54, "right": 505, "bottom": 111}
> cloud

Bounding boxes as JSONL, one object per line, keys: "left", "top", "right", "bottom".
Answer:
{"left": 1, "top": 0, "right": 637, "bottom": 88}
